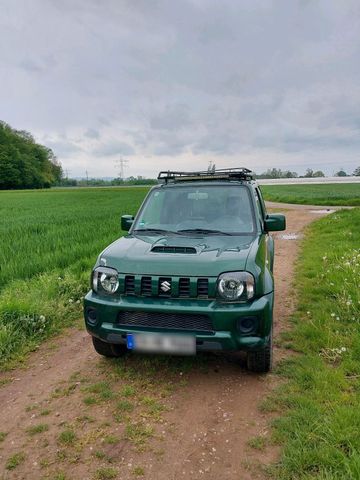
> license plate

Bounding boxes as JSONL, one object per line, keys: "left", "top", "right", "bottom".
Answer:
{"left": 126, "top": 333, "right": 195, "bottom": 355}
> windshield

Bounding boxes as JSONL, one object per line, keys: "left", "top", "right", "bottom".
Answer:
{"left": 133, "top": 185, "right": 256, "bottom": 235}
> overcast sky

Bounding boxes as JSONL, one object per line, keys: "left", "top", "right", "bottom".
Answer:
{"left": 1, "top": 0, "right": 360, "bottom": 178}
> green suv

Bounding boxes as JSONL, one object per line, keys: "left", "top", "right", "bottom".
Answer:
{"left": 84, "top": 168, "right": 286, "bottom": 372}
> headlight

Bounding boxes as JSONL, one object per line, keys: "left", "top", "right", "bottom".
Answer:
{"left": 92, "top": 266, "right": 119, "bottom": 294}
{"left": 217, "top": 272, "right": 255, "bottom": 302}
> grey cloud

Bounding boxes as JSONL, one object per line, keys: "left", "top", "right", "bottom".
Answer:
{"left": 149, "top": 104, "right": 192, "bottom": 131}
{"left": 84, "top": 128, "right": 100, "bottom": 139}
{"left": 282, "top": 132, "right": 360, "bottom": 153}
{"left": 19, "top": 59, "right": 43, "bottom": 73}
{"left": 152, "top": 137, "right": 188, "bottom": 156}
{"left": 192, "top": 133, "right": 239, "bottom": 156}
{"left": 93, "top": 140, "right": 135, "bottom": 156}
{"left": 18, "top": 54, "right": 57, "bottom": 74}
{"left": 46, "top": 139, "right": 83, "bottom": 157}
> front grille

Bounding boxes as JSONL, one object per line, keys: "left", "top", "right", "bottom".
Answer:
{"left": 120, "top": 275, "right": 214, "bottom": 298}
{"left": 141, "top": 276, "right": 152, "bottom": 296}
{"left": 151, "top": 246, "right": 197, "bottom": 254}
{"left": 178, "top": 277, "right": 190, "bottom": 297}
{"left": 117, "top": 311, "right": 214, "bottom": 333}
{"left": 197, "top": 278, "right": 209, "bottom": 298}
{"left": 125, "top": 276, "right": 135, "bottom": 295}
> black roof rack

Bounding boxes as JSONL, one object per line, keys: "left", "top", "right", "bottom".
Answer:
{"left": 157, "top": 167, "right": 255, "bottom": 184}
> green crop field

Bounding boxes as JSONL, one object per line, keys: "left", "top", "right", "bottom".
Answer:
{"left": 0, "top": 184, "right": 358, "bottom": 369}
{"left": 0, "top": 187, "right": 149, "bottom": 367}
{"left": 261, "top": 183, "right": 360, "bottom": 206}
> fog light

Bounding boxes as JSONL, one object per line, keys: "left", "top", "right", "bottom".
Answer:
{"left": 236, "top": 316, "right": 258, "bottom": 334}
{"left": 86, "top": 307, "right": 98, "bottom": 326}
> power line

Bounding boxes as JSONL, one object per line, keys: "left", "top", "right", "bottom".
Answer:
{"left": 115, "top": 157, "right": 129, "bottom": 180}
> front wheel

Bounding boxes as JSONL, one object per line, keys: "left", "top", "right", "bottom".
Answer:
{"left": 92, "top": 337, "right": 128, "bottom": 358}
{"left": 246, "top": 331, "right": 273, "bottom": 373}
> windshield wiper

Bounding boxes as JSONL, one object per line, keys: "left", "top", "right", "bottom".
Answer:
{"left": 177, "top": 228, "right": 232, "bottom": 236}
{"left": 133, "top": 228, "right": 180, "bottom": 235}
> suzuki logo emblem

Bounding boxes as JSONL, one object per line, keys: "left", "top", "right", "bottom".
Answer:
{"left": 160, "top": 280, "right": 171, "bottom": 292}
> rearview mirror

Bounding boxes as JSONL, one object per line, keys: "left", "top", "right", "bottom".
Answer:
{"left": 264, "top": 214, "right": 286, "bottom": 232}
{"left": 121, "top": 215, "right": 134, "bottom": 231}
{"left": 187, "top": 192, "right": 208, "bottom": 200}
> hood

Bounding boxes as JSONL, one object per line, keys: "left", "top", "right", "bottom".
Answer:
{"left": 97, "top": 233, "right": 258, "bottom": 277}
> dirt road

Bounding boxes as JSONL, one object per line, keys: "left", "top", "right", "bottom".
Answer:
{"left": 0, "top": 205, "right": 332, "bottom": 480}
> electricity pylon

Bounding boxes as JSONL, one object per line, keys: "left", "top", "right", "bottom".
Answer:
{"left": 116, "top": 157, "right": 129, "bottom": 180}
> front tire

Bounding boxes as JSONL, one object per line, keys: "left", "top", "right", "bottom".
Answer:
{"left": 246, "top": 331, "right": 273, "bottom": 373}
{"left": 92, "top": 337, "right": 128, "bottom": 358}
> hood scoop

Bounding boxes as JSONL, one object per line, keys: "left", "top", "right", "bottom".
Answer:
{"left": 151, "top": 245, "right": 197, "bottom": 254}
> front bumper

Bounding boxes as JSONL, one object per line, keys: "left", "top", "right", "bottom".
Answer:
{"left": 84, "top": 291, "right": 274, "bottom": 352}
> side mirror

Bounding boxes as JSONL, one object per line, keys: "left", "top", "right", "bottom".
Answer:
{"left": 121, "top": 215, "right": 134, "bottom": 231}
{"left": 264, "top": 214, "right": 286, "bottom": 232}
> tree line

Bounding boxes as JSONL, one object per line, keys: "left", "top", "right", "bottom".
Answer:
{"left": 60, "top": 176, "right": 157, "bottom": 187}
{"left": 255, "top": 167, "right": 359, "bottom": 178}
{"left": 0, "top": 121, "right": 62, "bottom": 189}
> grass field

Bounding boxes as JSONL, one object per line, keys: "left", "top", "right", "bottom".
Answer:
{"left": 261, "top": 183, "right": 360, "bottom": 206}
{"left": 266, "top": 208, "right": 360, "bottom": 478}
{"left": 0, "top": 184, "right": 358, "bottom": 368}
{"left": 0, "top": 187, "right": 149, "bottom": 367}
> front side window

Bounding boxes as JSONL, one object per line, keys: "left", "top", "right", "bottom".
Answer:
{"left": 254, "top": 189, "right": 264, "bottom": 229}
{"left": 133, "top": 185, "right": 255, "bottom": 235}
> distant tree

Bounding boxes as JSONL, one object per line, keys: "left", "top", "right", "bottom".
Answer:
{"left": 302, "top": 169, "right": 324, "bottom": 178}
{"left": 335, "top": 168, "right": 347, "bottom": 177}
{"left": 255, "top": 168, "right": 298, "bottom": 179}
{"left": 353, "top": 166, "right": 360, "bottom": 176}
{"left": 0, "top": 120, "right": 63, "bottom": 189}
{"left": 268, "top": 168, "right": 282, "bottom": 178}
{"left": 59, "top": 177, "right": 78, "bottom": 187}
{"left": 284, "top": 170, "right": 298, "bottom": 178}
{"left": 304, "top": 168, "right": 314, "bottom": 178}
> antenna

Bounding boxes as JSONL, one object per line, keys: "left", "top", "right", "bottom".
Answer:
{"left": 207, "top": 161, "right": 216, "bottom": 173}
{"left": 116, "top": 157, "right": 129, "bottom": 180}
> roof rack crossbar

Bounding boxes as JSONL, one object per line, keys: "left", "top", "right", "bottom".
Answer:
{"left": 157, "top": 167, "right": 254, "bottom": 184}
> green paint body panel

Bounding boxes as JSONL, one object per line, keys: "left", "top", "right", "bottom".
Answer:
{"left": 84, "top": 179, "right": 285, "bottom": 353}
{"left": 98, "top": 234, "right": 254, "bottom": 278}
{"left": 85, "top": 291, "right": 273, "bottom": 350}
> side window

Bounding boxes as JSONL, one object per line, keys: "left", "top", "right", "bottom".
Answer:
{"left": 254, "top": 189, "right": 264, "bottom": 229}
{"left": 256, "top": 187, "right": 267, "bottom": 217}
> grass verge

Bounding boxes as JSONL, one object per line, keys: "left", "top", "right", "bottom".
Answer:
{"left": 268, "top": 208, "right": 360, "bottom": 479}
{"left": 261, "top": 183, "right": 360, "bottom": 206}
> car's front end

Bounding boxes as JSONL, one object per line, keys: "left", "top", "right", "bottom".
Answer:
{"left": 84, "top": 169, "right": 285, "bottom": 372}
{"left": 84, "top": 263, "right": 274, "bottom": 354}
